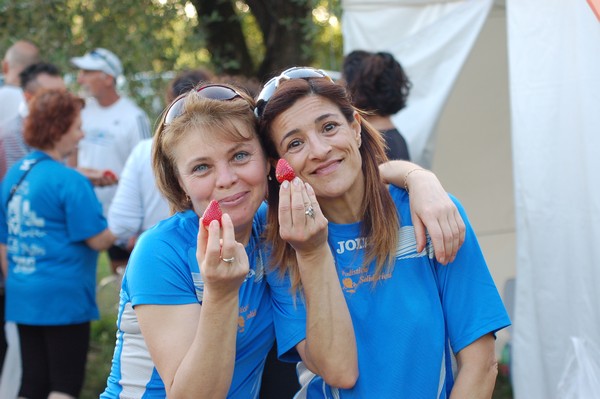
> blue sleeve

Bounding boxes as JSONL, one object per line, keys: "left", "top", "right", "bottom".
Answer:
{"left": 436, "top": 195, "right": 511, "bottom": 353}
{"left": 126, "top": 226, "right": 199, "bottom": 307}
{"left": 63, "top": 172, "right": 107, "bottom": 242}
{"left": 266, "top": 267, "right": 307, "bottom": 363}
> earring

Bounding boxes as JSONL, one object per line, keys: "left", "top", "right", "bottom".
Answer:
{"left": 186, "top": 195, "right": 191, "bottom": 203}
{"left": 268, "top": 175, "right": 272, "bottom": 181}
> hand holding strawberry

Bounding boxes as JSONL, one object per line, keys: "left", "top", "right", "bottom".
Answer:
{"left": 103, "top": 169, "right": 118, "bottom": 181}
{"left": 275, "top": 158, "right": 296, "bottom": 183}
{"left": 83, "top": 168, "right": 117, "bottom": 186}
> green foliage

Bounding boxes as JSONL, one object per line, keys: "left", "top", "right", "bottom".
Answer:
{"left": 0, "top": 0, "right": 210, "bottom": 121}
{"left": 493, "top": 373, "right": 514, "bottom": 399}
{"left": 235, "top": 2, "right": 265, "bottom": 69}
{"left": 0, "top": 0, "right": 211, "bottom": 72}
{"left": 82, "top": 312, "right": 118, "bottom": 398}
{"left": 308, "top": 0, "right": 342, "bottom": 71}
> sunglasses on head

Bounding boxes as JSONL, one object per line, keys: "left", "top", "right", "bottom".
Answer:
{"left": 254, "top": 67, "right": 333, "bottom": 119}
{"left": 163, "top": 84, "right": 244, "bottom": 126}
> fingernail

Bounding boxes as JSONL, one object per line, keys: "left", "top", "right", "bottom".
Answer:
{"left": 293, "top": 177, "right": 300, "bottom": 186}
{"left": 282, "top": 180, "right": 289, "bottom": 189}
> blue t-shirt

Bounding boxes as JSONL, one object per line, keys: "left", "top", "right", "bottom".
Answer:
{"left": 297, "top": 185, "right": 511, "bottom": 398}
{"left": 102, "top": 204, "right": 306, "bottom": 399}
{"left": 0, "top": 150, "right": 107, "bottom": 325}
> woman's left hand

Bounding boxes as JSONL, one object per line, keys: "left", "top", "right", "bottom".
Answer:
{"left": 278, "top": 177, "right": 329, "bottom": 256}
{"left": 405, "top": 170, "right": 466, "bottom": 265}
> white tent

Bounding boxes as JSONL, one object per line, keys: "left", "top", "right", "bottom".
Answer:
{"left": 342, "top": 0, "right": 600, "bottom": 398}
{"left": 507, "top": 1, "right": 600, "bottom": 398}
{"left": 342, "top": 0, "right": 494, "bottom": 168}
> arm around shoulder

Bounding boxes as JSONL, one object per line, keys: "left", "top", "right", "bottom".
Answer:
{"left": 379, "top": 160, "right": 466, "bottom": 264}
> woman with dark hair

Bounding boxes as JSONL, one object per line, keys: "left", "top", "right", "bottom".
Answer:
{"left": 256, "top": 68, "right": 510, "bottom": 398}
{"left": 342, "top": 50, "right": 412, "bottom": 160}
{"left": 0, "top": 88, "right": 115, "bottom": 399}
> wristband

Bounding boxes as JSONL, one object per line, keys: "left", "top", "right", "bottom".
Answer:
{"left": 404, "top": 168, "right": 428, "bottom": 193}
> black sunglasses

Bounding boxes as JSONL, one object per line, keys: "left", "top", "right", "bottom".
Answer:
{"left": 163, "top": 84, "right": 245, "bottom": 126}
{"left": 254, "top": 67, "right": 333, "bottom": 119}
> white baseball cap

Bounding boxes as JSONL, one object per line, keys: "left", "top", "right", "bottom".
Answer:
{"left": 70, "top": 48, "right": 123, "bottom": 77}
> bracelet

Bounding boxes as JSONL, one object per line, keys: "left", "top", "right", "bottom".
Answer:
{"left": 404, "top": 168, "right": 428, "bottom": 193}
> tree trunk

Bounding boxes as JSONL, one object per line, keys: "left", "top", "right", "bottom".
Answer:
{"left": 190, "top": 0, "right": 255, "bottom": 76}
{"left": 191, "top": 0, "right": 314, "bottom": 81}
{"left": 247, "top": 0, "right": 313, "bottom": 81}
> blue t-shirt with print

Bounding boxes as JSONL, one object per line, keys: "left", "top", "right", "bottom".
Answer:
{"left": 102, "top": 204, "right": 306, "bottom": 399}
{"left": 297, "top": 185, "right": 511, "bottom": 398}
{"left": 0, "top": 150, "right": 107, "bottom": 325}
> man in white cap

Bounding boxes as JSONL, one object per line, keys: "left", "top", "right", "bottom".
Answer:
{"left": 71, "top": 48, "right": 151, "bottom": 274}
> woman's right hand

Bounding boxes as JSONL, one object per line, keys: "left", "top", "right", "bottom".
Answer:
{"left": 197, "top": 213, "right": 249, "bottom": 300}
{"left": 137, "top": 212, "right": 248, "bottom": 398}
{"left": 278, "top": 178, "right": 329, "bottom": 257}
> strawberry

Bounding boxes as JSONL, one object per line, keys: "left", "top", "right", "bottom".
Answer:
{"left": 275, "top": 158, "right": 295, "bottom": 183}
{"left": 201, "top": 199, "right": 222, "bottom": 227}
{"left": 103, "top": 170, "right": 117, "bottom": 181}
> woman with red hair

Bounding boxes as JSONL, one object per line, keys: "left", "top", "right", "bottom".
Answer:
{"left": 0, "top": 89, "right": 115, "bottom": 399}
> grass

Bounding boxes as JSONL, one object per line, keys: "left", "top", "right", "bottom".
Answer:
{"left": 81, "top": 253, "right": 515, "bottom": 398}
{"left": 81, "top": 252, "right": 119, "bottom": 399}
{"left": 493, "top": 373, "right": 513, "bottom": 399}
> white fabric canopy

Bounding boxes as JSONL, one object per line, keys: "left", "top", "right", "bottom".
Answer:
{"left": 342, "top": 0, "right": 493, "bottom": 167}
{"left": 507, "top": 1, "right": 600, "bottom": 398}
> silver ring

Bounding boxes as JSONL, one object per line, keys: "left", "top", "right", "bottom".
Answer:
{"left": 221, "top": 256, "right": 235, "bottom": 264}
{"left": 304, "top": 205, "right": 315, "bottom": 219}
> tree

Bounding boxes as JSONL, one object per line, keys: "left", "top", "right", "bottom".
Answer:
{"left": 0, "top": 0, "right": 190, "bottom": 75}
{"left": 0, "top": 0, "right": 198, "bottom": 117}
{"left": 194, "top": 0, "right": 314, "bottom": 80}
{"left": 0, "top": 0, "right": 342, "bottom": 117}
{"left": 246, "top": 0, "right": 315, "bottom": 80}
{"left": 191, "top": 0, "right": 341, "bottom": 80}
